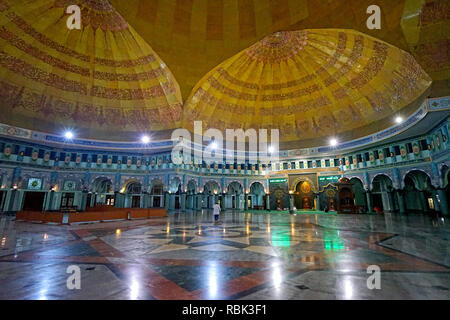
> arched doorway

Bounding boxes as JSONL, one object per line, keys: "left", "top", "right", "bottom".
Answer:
{"left": 150, "top": 179, "right": 164, "bottom": 208}
{"left": 169, "top": 178, "right": 182, "bottom": 210}
{"left": 226, "top": 181, "right": 243, "bottom": 209}
{"left": 249, "top": 182, "right": 265, "bottom": 209}
{"left": 372, "top": 175, "right": 393, "bottom": 212}
{"left": 186, "top": 180, "right": 197, "bottom": 209}
{"left": 350, "top": 177, "right": 366, "bottom": 213}
{"left": 91, "top": 177, "right": 114, "bottom": 207}
{"left": 203, "top": 181, "right": 220, "bottom": 209}
{"left": 125, "top": 181, "right": 143, "bottom": 208}
{"left": 294, "top": 181, "right": 314, "bottom": 210}
{"left": 404, "top": 170, "right": 434, "bottom": 213}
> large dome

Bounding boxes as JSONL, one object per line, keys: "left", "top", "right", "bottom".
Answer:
{"left": 183, "top": 29, "right": 432, "bottom": 148}
{"left": 110, "top": 0, "right": 447, "bottom": 100}
{"left": 0, "top": 0, "right": 182, "bottom": 140}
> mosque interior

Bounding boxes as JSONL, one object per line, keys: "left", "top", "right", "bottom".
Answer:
{"left": 0, "top": 0, "right": 449, "bottom": 300}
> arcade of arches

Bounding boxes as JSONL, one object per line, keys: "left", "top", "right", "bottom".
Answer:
{"left": 6, "top": 169, "right": 448, "bottom": 216}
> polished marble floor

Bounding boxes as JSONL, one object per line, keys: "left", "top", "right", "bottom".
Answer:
{"left": 0, "top": 211, "right": 449, "bottom": 300}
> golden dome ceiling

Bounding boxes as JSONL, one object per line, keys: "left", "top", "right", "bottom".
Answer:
{"left": 401, "top": 0, "right": 449, "bottom": 81}
{"left": 0, "top": 0, "right": 445, "bottom": 146}
{"left": 0, "top": 0, "right": 182, "bottom": 140}
{"left": 183, "top": 29, "right": 432, "bottom": 147}
{"left": 110, "top": 0, "right": 448, "bottom": 100}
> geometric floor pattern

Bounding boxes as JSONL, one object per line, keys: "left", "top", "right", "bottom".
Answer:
{"left": 0, "top": 211, "right": 449, "bottom": 299}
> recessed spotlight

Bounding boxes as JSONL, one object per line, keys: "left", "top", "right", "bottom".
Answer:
{"left": 330, "top": 138, "right": 338, "bottom": 146}
{"left": 141, "top": 135, "right": 150, "bottom": 144}
{"left": 64, "top": 131, "right": 74, "bottom": 139}
{"left": 395, "top": 116, "right": 403, "bottom": 124}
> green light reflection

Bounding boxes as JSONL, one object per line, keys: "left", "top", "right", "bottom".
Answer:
{"left": 324, "top": 231, "right": 345, "bottom": 252}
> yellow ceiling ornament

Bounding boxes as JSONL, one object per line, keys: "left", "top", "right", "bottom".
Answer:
{"left": 0, "top": 0, "right": 182, "bottom": 140}
{"left": 183, "top": 29, "right": 432, "bottom": 148}
{"left": 401, "top": 0, "right": 449, "bottom": 81}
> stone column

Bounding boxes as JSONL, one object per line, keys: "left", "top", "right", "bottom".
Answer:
{"left": 3, "top": 189, "right": 16, "bottom": 213}
{"left": 164, "top": 192, "right": 170, "bottom": 210}
{"left": 396, "top": 190, "right": 406, "bottom": 215}
{"left": 113, "top": 191, "right": 119, "bottom": 208}
{"left": 181, "top": 193, "right": 186, "bottom": 211}
{"left": 143, "top": 193, "right": 150, "bottom": 208}
{"left": 419, "top": 191, "right": 428, "bottom": 212}
{"left": 0, "top": 191, "right": 6, "bottom": 213}
{"left": 90, "top": 192, "right": 96, "bottom": 207}
{"left": 387, "top": 191, "right": 395, "bottom": 213}
{"left": 315, "top": 193, "right": 321, "bottom": 211}
{"left": 196, "top": 194, "right": 202, "bottom": 210}
{"left": 289, "top": 194, "right": 295, "bottom": 213}
{"left": 149, "top": 195, "right": 154, "bottom": 208}
{"left": 437, "top": 189, "right": 449, "bottom": 216}
{"left": 220, "top": 195, "right": 225, "bottom": 210}
{"left": 44, "top": 190, "right": 54, "bottom": 211}
{"left": 80, "top": 191, "right": 88, "bottom": 212}
{"left": 366, "top": 190, "right": 374, "bottom": 214}
{"left": 266, "top": 194, "right": 270, "bottom": 211}
{"left": 244, "top": 194, "right": 249, "bottom": 210}
{"left": 169, "top": 194, "right": 175, "bottom": 211}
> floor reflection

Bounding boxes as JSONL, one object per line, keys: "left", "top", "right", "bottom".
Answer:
{"left": 0, "top": 211, "right": 449, "bottom": 300}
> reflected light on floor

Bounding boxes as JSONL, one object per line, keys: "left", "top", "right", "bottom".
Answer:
{"left": 343, "top": 278, "right": 353, "bottom": 300}
{"left": 271, "top": 263, "right": 282, "bottom": 289}
{"left": 207, "top": 261, "right": 218, "bottom": 299}
{"left": 129, "top": 278, "right": 140, "bottom": 300}
{"left": 38, "top": 278, "right": 50, "bottom": 300}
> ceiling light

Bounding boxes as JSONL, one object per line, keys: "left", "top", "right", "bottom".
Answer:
{"left": 64, "top": 131, "right": 74, "bottom": 139}
{"left": 395, "top": 116, "right": 403, "bottom": 124}
{"left": 330, "top": 138, "right": 338, "bottom": 147}
{"left": 141, "top": 135, "right": 150, "bottom": 144}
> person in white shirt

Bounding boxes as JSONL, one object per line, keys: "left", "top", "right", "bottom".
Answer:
{"left": 213, "top": 203, "right": 221, "bottom": 223}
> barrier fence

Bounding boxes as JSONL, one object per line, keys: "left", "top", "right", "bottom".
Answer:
{"left": 15, "top": 208, "right": 167, "bottom": 224}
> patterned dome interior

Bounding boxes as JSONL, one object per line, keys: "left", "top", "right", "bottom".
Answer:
{"left": 0, "top": 0, "right": 183, "bottom": 141}
{"left": 183, "top": 29, "right": 432, "bottom": 147}
{"left": 0, "top": 0, "right": 447, "bottom": 147}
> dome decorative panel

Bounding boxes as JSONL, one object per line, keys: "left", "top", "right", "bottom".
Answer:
{"left": 0, "top": 0, "right": 182, "bottom": 140}
{"left": 183, "top": 29, "right": 432, "bottom": 147}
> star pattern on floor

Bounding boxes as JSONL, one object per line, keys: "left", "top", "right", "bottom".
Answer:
{"left": 0, "top": 214, "right": 449, "bottom": 300}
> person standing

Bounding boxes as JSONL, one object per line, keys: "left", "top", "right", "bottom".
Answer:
{"left": 213, "top": 202, "right": 221, "bottom": 224}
